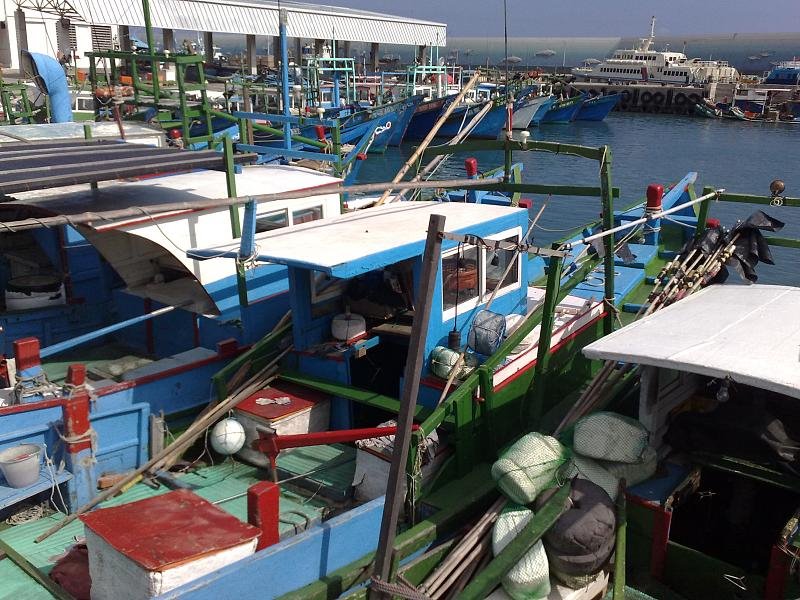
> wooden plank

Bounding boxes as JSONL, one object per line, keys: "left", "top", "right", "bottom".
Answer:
{"left": 370, "top": 323, "right": 413, "bottom": 338}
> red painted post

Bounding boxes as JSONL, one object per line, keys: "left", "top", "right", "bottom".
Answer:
{"left": 764, "top": 544, "right": 790, "bottom": 599}
{"left": 62, "top": 365, "right": 92, "bottom": 454}
{"left": 650, "top": 506, "right": 672, "bottom": 579}
{"left": 247, "top": 481, "right": 280, "bottom": 550}
{"left": 13, "top": 337, "right": 41, "bottom": 371}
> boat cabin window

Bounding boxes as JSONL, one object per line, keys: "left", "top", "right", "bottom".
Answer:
{"left": 255, "top": 208, "right": 289, "bottom": 233}
{"left": 442, "top": 245, "right": 480, "bottom": 312}
{"left": 441, "top": 230, "right": 521, "bottom": 318}
{"left": 487, "top": 235, "right": 519, "bottom": 293}
{"left": 292, "top": 206, "right": 323, "bottom": 225}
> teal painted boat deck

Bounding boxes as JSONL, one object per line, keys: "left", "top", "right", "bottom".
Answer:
{"left": 0, "top": 447, "right": 356, "bottom": 599}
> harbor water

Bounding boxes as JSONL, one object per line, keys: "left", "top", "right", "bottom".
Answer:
{"left": 358, "top": 112, "right": 799, "bottom": 285}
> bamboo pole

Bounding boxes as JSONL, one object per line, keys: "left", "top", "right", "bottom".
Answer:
{"left": 373, "top": 70, "right": 483, "bottom": 207}
{"left": 35, "top": 345, "right": 291, "bottom": 543}
{"left": 420, "top": 496, "right": 505, "bottom": 594}
{"left": 395, "top": 101, "right": 494, "bottom": 204}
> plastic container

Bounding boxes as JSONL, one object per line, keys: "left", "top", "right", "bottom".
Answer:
{"left": 0, "top": 443, "right": 42, "bottom": 488}
{"left": 5, "top": 274, "right": 65, "bottom": 311}
{"left": 331, "top": 313, "right": 366, "bottom": 341}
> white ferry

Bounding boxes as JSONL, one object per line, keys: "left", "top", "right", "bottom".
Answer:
{"left": 572, "top": 17, "right": 739, "bottom": 85}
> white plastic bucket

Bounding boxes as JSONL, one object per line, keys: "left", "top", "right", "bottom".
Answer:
{"left": 0, "top": 443, "right": 42, "bottom": 488}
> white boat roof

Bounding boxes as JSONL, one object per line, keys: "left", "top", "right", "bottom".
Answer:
{"left": 583, "top": 284, "right": 800, "bottom": 399}
{"left": 7, "top": 164, "right": 340, "bottom": 226}
{"left": 189, "top": 201, "right": 525, "bottom": 278}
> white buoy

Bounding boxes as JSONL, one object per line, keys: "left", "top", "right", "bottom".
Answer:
{"left": 210, "top": 418, "right": 246, "bottom": 455}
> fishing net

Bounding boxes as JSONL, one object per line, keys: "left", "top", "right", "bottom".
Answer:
{"left": 600, "top": 445, "right": 659, "bottom": 487}
{"left": 492, "top": 503, "right": 551, "bottom": 600}
{"left": 564, "top": 455, "right": 620, "bottom": 502}
{"left": 551, "top": 567, "right": 604, "bottom": 590}
{"left": 468, "top": 309, "right": 506, "bottom": 356}
{"left": 573, "top": 412, "right": 649, "bottom": 463}
{"left": 429, "top": 346, "right": 477, "bottom": 380}
{"left": 492, "top": 433, "right": 571, "bottom": 505}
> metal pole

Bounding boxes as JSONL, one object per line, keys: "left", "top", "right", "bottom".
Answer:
{"left": 370, "top": 214, "right": 446, "bottom": 598}
{"left": 141, "top": 0, "right": 158, "bottom": 100}
{"left": 279, "top": 9, "right": 292, "bottom": 151}
{"left": 599, "top": 145, "right": 615, "bottom": 336}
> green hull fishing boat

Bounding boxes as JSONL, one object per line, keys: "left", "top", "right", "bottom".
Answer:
{"left": 0, "top": 131, "right": 797, "bottom": 600}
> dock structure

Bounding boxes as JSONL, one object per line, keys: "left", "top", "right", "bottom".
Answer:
{"left": 0, "top": 0, "right": 446, "bottom": 75}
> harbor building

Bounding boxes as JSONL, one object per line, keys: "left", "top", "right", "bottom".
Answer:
{"left": 0, "top": 0, "right": 446, "bottom": 73}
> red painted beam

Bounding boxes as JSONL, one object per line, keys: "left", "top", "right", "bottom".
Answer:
{"left": 253, "top": 425, "right": 419, "bottom": 476}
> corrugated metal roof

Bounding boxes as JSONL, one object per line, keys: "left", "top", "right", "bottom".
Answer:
{"left": 67, "top": 0, "right": 446, "bottom": 46}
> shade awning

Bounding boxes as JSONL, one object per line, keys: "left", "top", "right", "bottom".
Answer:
{"left": 189, "top": 201, "right": 525, "bottom": 278}
{"left": 582, "top": 284, "right": 800, "bottom": 399}
{"left": 38, "top": 0, "right": 446, "bottom": 46}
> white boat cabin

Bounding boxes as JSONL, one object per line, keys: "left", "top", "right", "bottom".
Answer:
{"left": 583, "top": 284, "right": 800, "bottom": 599}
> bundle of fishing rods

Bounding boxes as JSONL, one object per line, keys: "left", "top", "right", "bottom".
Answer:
{"left": 554, "top": 208, "right": 785, "bottom": 436}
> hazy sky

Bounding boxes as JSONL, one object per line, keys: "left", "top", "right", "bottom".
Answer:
{"left": 315, "top": 0, "right": 800, "bottom": 37}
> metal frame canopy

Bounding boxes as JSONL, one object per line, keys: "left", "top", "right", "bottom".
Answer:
{"left": 0, "top": 139, "right": 252, "bottom": 194}
{"left": 15, "top": 0, "right": 446, "bottom": 46}
{"left": 582, "top": 284, "right": 800, "bottom": 399}
{"left": 188, "top": 201, "right": 525, "bottom": 278}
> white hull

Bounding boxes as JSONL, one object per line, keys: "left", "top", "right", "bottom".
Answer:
{"left": 512, "top": 95, "right": 552, "bottom": 129}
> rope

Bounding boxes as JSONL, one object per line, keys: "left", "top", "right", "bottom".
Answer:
{"left": 5, "top": 502, "right": 51, "bottom": 525}
{"left": 55, "top": 426, "right": 99, "bottom": 464}
{"left": 13, "top": 371, "right": 59, "bottom": 404}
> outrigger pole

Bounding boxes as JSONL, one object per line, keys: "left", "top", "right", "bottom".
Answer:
{"left": 0, "top": 177, "right": 503, "bottom": 232}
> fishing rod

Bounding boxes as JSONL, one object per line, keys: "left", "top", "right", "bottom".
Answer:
{"left": 561, "top": 188, "right": 724, "bottom": 250}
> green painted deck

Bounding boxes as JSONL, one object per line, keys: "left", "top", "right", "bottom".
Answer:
{"left": 0, "top": 454, "right": 350, "bottom": 599}
{"left": 0, "top": 558, "right": 58, "bottom": 600}
{"left": 277, "top": 443, "right": 357, "bottom": 502}
{"left": 40, "top": 343, "right": 151, "bottom": 383}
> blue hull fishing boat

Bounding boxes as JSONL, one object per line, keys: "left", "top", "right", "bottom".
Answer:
{"left": 405, "top": 96, "right": 453, "bottom": 141}
{"left": 386, "top": 95, "right": 425, "bottom": 145}
{"left": 540, "top": 94, "right": 585, "bottom": 123}
{"left": 436, "top": 101, "right": 510, "bottom": 139}
{"left": 575, "top": 93, "right": 622, "bottom": 121}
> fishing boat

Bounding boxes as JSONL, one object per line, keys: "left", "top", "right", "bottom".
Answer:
{"left": 0, "top": 126, "right": 737, "bottom": 599}
{"left": 540, "top": 94, "right": 585, "bottom": 124}
{"left": 575, "top": 93, "right": 622, "bottom": 121}
{"left": 512, "top": 91, "right": 555, "bottom": 129}
{"left": 435, "top": 98, "right": 512, "bottom": 139}
{"left": 581, "top": 281, "right": 800, "bottom": 599}
{"left": 693, "top": 99, "right": 722, "bottom": 118}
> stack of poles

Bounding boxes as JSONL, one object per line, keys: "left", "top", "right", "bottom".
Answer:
{"left": 642, "top": 231, "right": 740, "bottom": 316}
{"left": 418, "top": 497, "right": 506, "bottom": 599}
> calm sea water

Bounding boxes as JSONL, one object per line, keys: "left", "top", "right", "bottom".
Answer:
{"left": 358, "top": 112, "right": 799, "bottom": 285}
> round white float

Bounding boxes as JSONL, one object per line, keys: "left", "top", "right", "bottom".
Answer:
{"left": 210, "top": 418, "right": 246, "bottom": 455}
